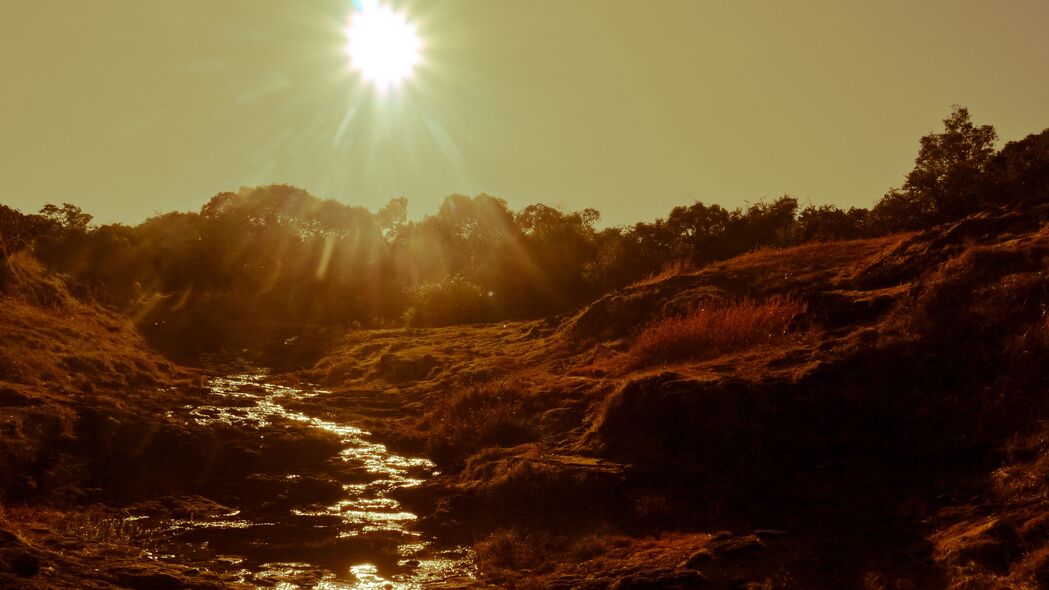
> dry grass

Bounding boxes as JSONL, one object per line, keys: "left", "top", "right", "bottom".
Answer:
{"left": 625, "top": 296, "right": 807, "bottom": 368}
{"left": 420, "top": 380, "right": 539, "bottom": 469}
{"left": 0, "top": 251, "right": 185, "bottom": 391}
{"left": 474, "top": 529, "right": 632, "bottom": 588}
{"left": 1, "top": 505, "right": 145, "bottom": 547}
{"left": 629, "top": 259, "right": 695, "bottom": 289}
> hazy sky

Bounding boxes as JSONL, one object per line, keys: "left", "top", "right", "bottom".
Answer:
{"left": 1, "top": 0, "right": 1047, "bottom": 226}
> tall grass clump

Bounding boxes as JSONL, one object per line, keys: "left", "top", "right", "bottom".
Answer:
{"left": 2, "top": 506, "right": 145, "bottom": 547}
{"left": 629, "top": 259, "right": 694, "bottom": 289}
{"left": 422, "top": 380, "right": 538, "bottom": 469}
{"left": 627, "top": 296, "right": 806, "bottom": 368}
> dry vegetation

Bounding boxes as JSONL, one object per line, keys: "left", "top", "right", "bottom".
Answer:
{"left": 420, "top": 380, "right": 540, "bottom": 469}
{"left": 628, "top": 259, "right": 695, "bottom": 289}
{"left": 624, "top": 296, "right": 808, "bottom": 369}
{"left": 0, "top": 250, "right": 243, "bottom": 589}
{"left": 0, "top": 251, "right": 186, "bottom": 391}
{"left": 290, "top": 203, "right": 1049, "bottom": 589}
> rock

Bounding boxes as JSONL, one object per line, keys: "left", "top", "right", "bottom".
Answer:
{"left": 609, "top": 570, "right": 710, "bottom": 589}
{"left": 0, "top": 530, "right": 20, "bottom": 547}
{"left": 683, "top": 534, "right": 765, "bottom": 569}
{"left": 683, "top": 550, "right": 714, "bottom": 568}
{"left": 592, "top": 372, "right": 800, "bottom": 480}
{"left": 0, "top": 551, "right": 40, "bottom": 577}
{"left": 0, "top": 387, "right": 37, "bottom": 407}
{"left": 807, "top": 289, "right": 898, "bottom": 328}
{"left": 933, "top": 517, "right": 1019, "bottom": 573}
{"left": 711, "top": 534, "right": 764, "bottom": 558}
{"left": 374, "top": 353, "right": 438, "bottom": 383}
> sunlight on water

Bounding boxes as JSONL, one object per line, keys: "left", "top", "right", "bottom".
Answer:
{"left": 174, "top": 374, "right": 478, "bottom": 589}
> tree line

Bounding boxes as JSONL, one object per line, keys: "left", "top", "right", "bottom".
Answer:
{"left": 1, "top": 106, "right": 1047, "bottom": 330}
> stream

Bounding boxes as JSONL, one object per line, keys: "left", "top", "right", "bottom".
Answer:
{"left": 153, "top": 373, "right": 478, "bottom": 589}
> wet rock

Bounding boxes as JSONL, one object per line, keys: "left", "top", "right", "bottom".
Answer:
{"left": 390, "top": 479, "right": 449, "bottom": 515}
{"left": 240, "top": 473, "right": 344, "bottom": 511}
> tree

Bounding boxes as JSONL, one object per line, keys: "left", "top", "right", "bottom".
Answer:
{"left": 734, "top": 195, "right": 799, "bottom": 250}
{"left": 984, "top": 128, "right": 1049, "bottom": 203}
{"left": 797, "top": 205, "right": 868, "bottom": 242}
{"left": 878, "top": 106, "right": 997, "bottom": 228}
{"left": 664, "top": 201, "right": 734, "bottom": 263}
{"left": 40, "top": 203, "right": 93, "bottom": 232}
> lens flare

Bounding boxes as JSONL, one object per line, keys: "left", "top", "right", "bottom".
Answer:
{"left": 344, "top": 0, "right": 421, "bottom": 92}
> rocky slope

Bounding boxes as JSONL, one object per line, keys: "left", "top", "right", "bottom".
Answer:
{"left": 0, "top": 252, "right": 360, "bottom": 589}
{"left": 0, "top": 247, "right": 490, "bottom": 589}
{"left": 298, "top": 203, "right": 1049, "bottom": 589}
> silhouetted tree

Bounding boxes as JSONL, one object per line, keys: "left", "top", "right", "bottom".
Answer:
{"left": 797, "top": 205, "right": 869, "bottom": 242}
{"left": 734, "top": 195, "right": 799, "bottom": 251}
{"left": 874, "top": 106, "right": 997, "bottom": 230}
{"left": 0, "top": 205, "right": 49, "bottom": 252}
{"left": 40, "top": 203, "right": 93, "bottom": 233}
{"left": 664, "top": 201, "right": 734, "bottom": 263}
{"left": 985, "top": 128, "right": 1049, "bottom": 203}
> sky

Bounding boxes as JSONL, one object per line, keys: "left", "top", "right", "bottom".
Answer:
{"left": 1, "top": 0, "right": 1047, "bottom": 227}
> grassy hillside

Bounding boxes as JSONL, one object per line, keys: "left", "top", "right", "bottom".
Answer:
{"left": 0, "top": 251, "right": 256, "bottom": 589}
{"left": 298, "top": 203, "right": 1049, "bottom": 588}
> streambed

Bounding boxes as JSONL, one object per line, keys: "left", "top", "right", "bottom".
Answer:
{"left": 145, "top": 373, "right": 477, "bottom": 589}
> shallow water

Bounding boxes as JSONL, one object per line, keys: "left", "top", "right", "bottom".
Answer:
{"left": 156, "top": 373, "right": 477, "bottom": 589}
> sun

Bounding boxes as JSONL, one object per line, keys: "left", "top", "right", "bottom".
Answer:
{"left": 344, "top": 0, "right": 421, "bottom": 92}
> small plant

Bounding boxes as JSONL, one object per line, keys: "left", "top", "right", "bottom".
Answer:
{"left": 474, "top": 529, "right": 554, "bottom": 572}
{"left": 626, "top": 296, "right": 806, "bottom": 368}
{"left": 2, "top": 505, "right": 145, "bottom": 547}
{"left": 402, "top": 275, "right": 496, "bottom": 327}
{"left": 422, "top": 380, "right": 537, "bottom": 469}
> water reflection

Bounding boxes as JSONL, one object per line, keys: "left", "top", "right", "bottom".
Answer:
{"left": 171, "top": 374, "right": 476, "bottom": 589}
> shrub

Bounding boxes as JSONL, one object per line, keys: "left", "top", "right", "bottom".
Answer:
{"left": 626, "top": 296, "right": 806, "bottom": 368}
{"left": 2, "top": 505, "right": 144, "bottom": 547}
{"left": 402, "top": 275, "right": 495, "bottom": 327}
{"left": 422, "top": 381, "right": 537, "bottom": 469}
{"left": 474, "top": 529, "right": 555, "bottom": 573}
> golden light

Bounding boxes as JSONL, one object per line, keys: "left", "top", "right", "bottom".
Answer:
{"left": 344, "top": 0, "right": 421, "bottom": 92}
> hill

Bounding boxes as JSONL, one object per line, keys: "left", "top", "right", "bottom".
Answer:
{"left": 294, "top": 202, "right": 1049, "bottom": 588}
